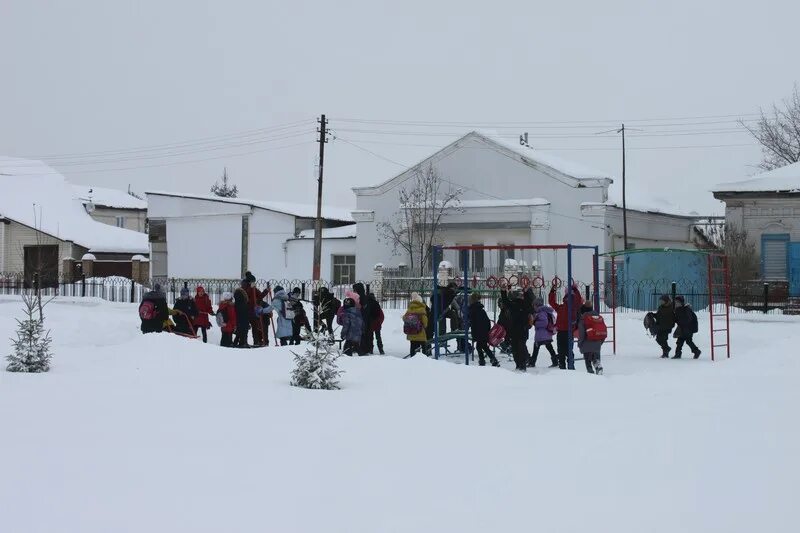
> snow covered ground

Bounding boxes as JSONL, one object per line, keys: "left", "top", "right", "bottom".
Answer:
{"left": 1, "top": 296, "right": 798, "bottom": 533}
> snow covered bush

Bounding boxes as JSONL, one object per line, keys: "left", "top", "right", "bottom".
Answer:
{"left": 290, "top": 330, "right": 343, "bottom": 390}
{"left": 7, "top": 295, "right": 53, "bottom": 373}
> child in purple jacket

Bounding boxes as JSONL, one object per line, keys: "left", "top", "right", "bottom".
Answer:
{"left": 529, "top": 297, "right": 558, "bottom": 368}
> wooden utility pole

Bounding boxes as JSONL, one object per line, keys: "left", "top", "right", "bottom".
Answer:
{"left": 312, "top": 114, "right": 328, "bottom": 280}
{"left": 618, "top": 123, "right": 629, "bottom": 250}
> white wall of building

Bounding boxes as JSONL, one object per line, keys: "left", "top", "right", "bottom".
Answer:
{"left": 247, "top": 208, "right": 297, "bottom": 279}
{"left": 284, "top": 238, "right": 357, "bottom": 281}
{"left": 90, "top": 207, "right": 147, "bottom": 233}
{"left": 167, "top": 215, "right": 243, "bottom": 278}
{"left": 354, "top": 135, "right": 608, "bottom": 283}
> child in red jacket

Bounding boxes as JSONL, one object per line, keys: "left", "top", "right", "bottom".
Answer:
{"left": 193, "top": 285, "right": 214, "bottom": 343}
{"left": 548, "top": 284, "right": 583, "bottom": 370}
{"left": 217, "top": 292, "right": 236, "bottom": 347}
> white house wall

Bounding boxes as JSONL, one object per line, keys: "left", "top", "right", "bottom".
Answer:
{"left": 725, "top": 197, "right": 800, "bottom": 259}
{"left": 284, "top": 238, "right": 357, "bottom": 281}
{"left": 355, "top": 135, "right": 607, "bottom": 282}
{"left": 167, "top": 215, "right": 243, "bottom": 278}
{"left": 247, "top": 209, "right": 297, "bottom": 279}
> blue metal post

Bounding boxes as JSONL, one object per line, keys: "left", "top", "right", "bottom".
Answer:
{"left": 462, "top": 248, "right": 469, "bottom": 365}
{"left": 567, "top": 244, "right": 574, "bottom": 370}
{"left": 433, "top": 246, "right": 440, "bottom": 360}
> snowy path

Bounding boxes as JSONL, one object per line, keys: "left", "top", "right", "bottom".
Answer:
{"left": 0, "top": 296, "right": 798, "bottom": 533}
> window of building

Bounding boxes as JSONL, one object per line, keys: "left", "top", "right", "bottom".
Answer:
{"left": 332, "top": 255, "right": 356, "bottom": 285}
{"left": 457, "top": 245, "right": 484, "bottom": 273}
{"left": 498, "top": 246, "right": 515, "bottom": 269}
{"left": 115, "top": 216, "right": 126, "bottom": 228}
{"left": 761, "top": 234, "right": 789, "bottom": 280}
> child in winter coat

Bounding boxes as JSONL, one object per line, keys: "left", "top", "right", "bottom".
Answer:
{"left": 261, "top": 285, "right": 293, "bottom": 346}
{"left": 173, "top": 287, "right": 198, "bottom": 336}
{"left": 242, "top": 278, "right": 266, "bottom": 347}
{"left": 216, "top": 292, "right": 236, "bottom": 347}
{"left": 576, "top": 303, "right": 604, "bottom": 374}
{"left": 501, "top": 288, "right": 531, "bottom": 371}
{"left": 529, "top": 296, "right": 558, "bottom": 368}
{"left": 338, "top": 297, "right": 364, "bottom": 355}
{"left": 549, "top": 284, "right": 583, "bottom": 370}
{"left": 468, "top": 292, "right": 499, "bottom": 367}
{"left": 404, "top": 292, "right": 429, "bottom": 357}
{"left": 139, "top": 283, "right": 169, "bottom": 334}
{"left": 289, "top": 287, "right": 310, "bottom": 345}
{"left": 654, "top": 294, "right": 676, "bottom": 358}
{"left": 367, "top": 292, "right": 385, "bottom": 355}
{"left": 193, "top": 285, "right": 214, "bottom": 343}
{"left": 673, "top": 295, "right": 701, "bottom": 359}
{"left": 233, "top": 287, "right": 251, "bottom": 347}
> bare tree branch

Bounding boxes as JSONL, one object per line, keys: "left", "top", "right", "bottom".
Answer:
{"left": 377, "top": 165, "right": 462, "bottom": 276}
{"left": 742, "top": 84, "right": 800, "bottom": 171}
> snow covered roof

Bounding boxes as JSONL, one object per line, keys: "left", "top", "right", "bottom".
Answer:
{"left": 713, "top": 161, "right": 800, "bottom": 193}
{"left": 72, "top": 184, "right": 147, "bottom": 210}
{"left": 0, "top": 156, "right": 149, "bottom": 254}
{"left": 582, "top": 201, "right": 704, "bottom": 219}
{"left": 457, "top": 198, "right": 550, "bottom": 208}
{"left": 472, "top": 131, "right": 615, "bottom": 182}
{"left": 147, "top": 191, "right": 354, "bottom": 222}
{"left": 296, "top": 224, "right": 357, "bottom": 239}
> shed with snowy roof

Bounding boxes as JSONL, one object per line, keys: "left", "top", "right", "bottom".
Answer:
{"left": 145, "top": 191, "right": 356, "bottom": 280}
{"left": 713, "top": 161, "right": 800, "bottom": 288}
{"left": 0, "top": 156, "right": 149, "bottom": 283}
{"left": 351, "top": 130, "right": 615, "bottom": 281}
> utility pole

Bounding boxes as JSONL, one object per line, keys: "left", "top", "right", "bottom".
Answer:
{"left": 617, "top": 123, "right": 629, "bottom": 250}
{"left": 312, "top": 114, "right": 328, "bottom": 280}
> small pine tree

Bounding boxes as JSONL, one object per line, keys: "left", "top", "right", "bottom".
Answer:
{"left": 210, "top": 167, "right": 239, "bottom": 198}
{"left": 290, "top": 329, "right": 343, "bottom": 390}
{"left": 7, "top": 295, "right": 53, "bottom": 373}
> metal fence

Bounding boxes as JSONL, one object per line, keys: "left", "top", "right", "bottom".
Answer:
{"left": 0, "top": 272, "right": 792, "bottom": 314}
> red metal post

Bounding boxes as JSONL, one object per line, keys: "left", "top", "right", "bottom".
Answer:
{"left": 708, "top": 254, "right": 715, "bottom": 362}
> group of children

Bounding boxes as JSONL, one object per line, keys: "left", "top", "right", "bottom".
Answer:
{"left": 648, "top": 294, "right": 702, "bottom": 358}
{"left": 402, "top": 284, "right": 606, "bottom": 374}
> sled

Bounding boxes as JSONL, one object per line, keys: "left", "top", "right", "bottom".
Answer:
{"left": 166, "top": 310, "right": 199, "bottom": 339}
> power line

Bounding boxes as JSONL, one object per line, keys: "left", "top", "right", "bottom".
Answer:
{"left": 3, "top": 140, "right": 315, "bottom": 176}
{"left": 12, "top": 118, "right": 315, "bottom": 161}
{"left": 330, "top": 112, "right": 761, "bottom": 126}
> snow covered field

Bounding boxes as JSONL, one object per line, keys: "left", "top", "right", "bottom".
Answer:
{"left": 1, "top": 296, "right": 798, "bottom": 533}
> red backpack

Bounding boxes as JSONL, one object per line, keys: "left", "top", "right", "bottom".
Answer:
{"left": 139, "top": 300, "right": 156, "bottom": 320}
{"left": 488, "top": 323, "right": 506, "bottom": 347}
{"left": 583, "top": 314, "right": 608, "bottom": 342}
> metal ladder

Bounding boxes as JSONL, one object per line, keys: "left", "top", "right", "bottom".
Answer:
{"left": 707, "top": 253, "right": 731, "bottom": 360}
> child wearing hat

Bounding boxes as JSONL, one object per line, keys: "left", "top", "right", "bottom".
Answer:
{"left": 654, "top": 294, "right": 676, "bottom": 358}
{"left": 217, "top": 292, "right": 236, "bottom": 347}
{"left": 173, "top": 287, "right": 199, "bottom": 336}
{"left": 193, "top": 285, "right": 214, "bottom": 343}
{"left": 673, "top": 295, "right": 701, "bottom": 359}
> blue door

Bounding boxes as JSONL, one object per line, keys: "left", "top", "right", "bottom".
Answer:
{"left": 790, "top": 243, "right": 800, "bottom": 297}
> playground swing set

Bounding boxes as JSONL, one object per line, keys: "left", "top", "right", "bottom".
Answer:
{"left": 429, "top": 244, "right": 732, "bottom": 364}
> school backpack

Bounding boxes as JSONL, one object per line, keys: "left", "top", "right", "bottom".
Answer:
{"left": 139, "top": 300, "right": 156, "bottom": 321}
{"left": 545, "top": 311, "right": 556, "bottom": 335}
{"left": 687, "top": 307, "right": 699, "bottom": 334}
{"left": 583, "top": 314, "right": 608, "bottom": 342}
{"left": 643, "top": 312, "right": 658, "bottom": 336}
{"left": 402, "top": 312, "right": 424, "bottom": 335}
{"left": 282, "top": 300, "right": 296, "bottom": 321}
{"left": 216, "top": 311, "right": 226, "bottom": 328}
{"left": 488, "top": 323, "right": 507, "bottom": 347}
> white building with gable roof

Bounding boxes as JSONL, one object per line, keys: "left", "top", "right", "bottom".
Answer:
{"left": 351, "top": 131, "right": 615, "bottom": 282}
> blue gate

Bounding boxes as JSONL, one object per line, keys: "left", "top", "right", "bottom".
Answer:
{"left": 789, "top": 243, "right": 800, "bottom": 297}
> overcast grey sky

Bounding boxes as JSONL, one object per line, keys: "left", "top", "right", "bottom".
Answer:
{"left": 1, "top": 0, "right": 797, "bottom": 214}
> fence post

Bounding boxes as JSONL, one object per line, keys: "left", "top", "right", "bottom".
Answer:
{"left": 671, "top": 281, "right": 677, "bottom": 304}
{"left": 81, "top": 274, "right": 86, "bottom": 298}
{"left": 130, "top": 278, "right": 135, "bottom": 303}
{"left": 585, "top": 285, "right": 590, "bottom": 303}
{"left": 763, "top": 283, "right": 769, "bottom": 314}
{"left": 301, "top": 282, "right": 306, "bottom": 300}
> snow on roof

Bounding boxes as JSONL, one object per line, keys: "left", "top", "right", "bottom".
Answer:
{"left": 72, "top": 184, "right": 147, "bottom": 210}
{"left": 458, "top": 198, "right": 550, "bottom": 208}
{"left": 296, "top": 224, "right": 357, "bottom": 239}
{"left": 713, "top": 161, "right": 800, "bottom": 193}
{"left": 472, "top": 131, "right": 615, "bottom": 182}
{"left": 147, "top": 191, "right": 354, "bottom": 222}
{"left": 0, "top": 156, "right": 149, "bottom": 254}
